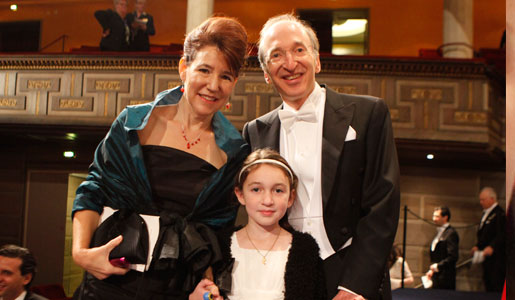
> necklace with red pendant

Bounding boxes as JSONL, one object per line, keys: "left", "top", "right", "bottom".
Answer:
{"left": 181, "top": 123, "right": 202, "bottom": 149}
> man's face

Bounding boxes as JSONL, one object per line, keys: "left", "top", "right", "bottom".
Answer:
{"left": 0, "top": 256, "right": 31, "bottom": 300}
{"left": 432, "top": 210, "right": 447, "bottom": 226}
{"left": 261, "top": 21, "right": 321, "bottom": 110}
{"left": 479, "top": 190, "right": 495, "bottom": 209}
{"left": 115, "top": 0, "right": 128, "bottom": 17}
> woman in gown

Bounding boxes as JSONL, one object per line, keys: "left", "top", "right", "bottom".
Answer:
{"left": 71, "top": 16, "right": 249, "bottom": 300}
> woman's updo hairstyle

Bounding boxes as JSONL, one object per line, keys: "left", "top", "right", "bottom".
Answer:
{"left": 183, "top": 16, "right": 248, "bottom": 77}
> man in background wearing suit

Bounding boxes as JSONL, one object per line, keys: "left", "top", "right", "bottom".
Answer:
{"left": 0, "top": 245, "right": 48, "bottom": 300}
{"left": 426, "top": 206, "right": 459, "bottom": 289}
{"left": 243, "top": 14, "right": 400, "bottom": 300}
{"left": 472, "top": 187, "right": 506, "bottom": 292}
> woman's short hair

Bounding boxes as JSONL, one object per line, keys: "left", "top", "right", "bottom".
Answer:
{"left": 183, "top": 16, "right": 248, "bottom": 77}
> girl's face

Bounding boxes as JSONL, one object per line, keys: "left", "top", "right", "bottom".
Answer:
{"left": 235, "top": 164, "right": 295, "bottom": 230}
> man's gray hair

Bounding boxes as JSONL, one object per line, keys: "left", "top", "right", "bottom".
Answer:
{"left": 257, "top": 13, "right": 320, "bottom": 71}
{"left": 481, "top": 186, "right": 498, "bottom": 200}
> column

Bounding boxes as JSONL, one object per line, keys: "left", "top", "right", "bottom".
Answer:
{"left": 186, "top": 0, "right": 214, "bottom": 33}
{"left": 442, "top": 0, "right": 473, "bottom": 58}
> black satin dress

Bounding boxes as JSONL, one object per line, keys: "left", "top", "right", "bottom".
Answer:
{"left": 76, "top": 145, "right": 217, "bottom": 300}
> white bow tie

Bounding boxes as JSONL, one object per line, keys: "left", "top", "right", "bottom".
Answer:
{"left": 278, "top": 104, "right": 317, "bottom": 131}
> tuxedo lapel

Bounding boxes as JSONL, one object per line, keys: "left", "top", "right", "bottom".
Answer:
{"left": 321, "top": 88, "right": 355, "bottom": 208}
{"left": 440, "top": 226, "right": 451, "bottom": 241}
{"left": 252, "top": 107, "right": 281, "bottom": 150}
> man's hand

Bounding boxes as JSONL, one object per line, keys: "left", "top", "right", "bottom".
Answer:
{"left": 483, "top": 246, "right": 494, "bottom": 256}
{"left": 429, "top": 263, "right": 438, "bottom": 273}
{"left": 426, "top": 269, "right": 434, "bottom": 280}
{"left": 102, "top": 29, "right": 111, "bottom": 38}
{"left": 333, "top": 290, "right": 366, "bottom": 300}
{"left": 471, "top": 246, "right": 478, "bottom": 254}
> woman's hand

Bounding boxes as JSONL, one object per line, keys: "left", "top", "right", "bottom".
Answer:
{"left": 72, "top": 210, "right": 130, "bottom": 280}
{"left": 74, "top": 235, "right": 130, "bottom": 280}
{"left": 189, "top": 279, "right": 223, "bottom": 300}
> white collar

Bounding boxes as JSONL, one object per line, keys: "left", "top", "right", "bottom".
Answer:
{"left": 436, "top": 222, "right": 450, "bottom": 232}
{"left": 483, "top": 202, "right": 498, "bottom": 216}
{"left": 13, "top": 290, "right": 27, "bottom": 300}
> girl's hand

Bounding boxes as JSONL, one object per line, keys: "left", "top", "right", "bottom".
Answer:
{"left": 189, "top": 279, "right": 223, "bottom": 300}
{"left": 73, "top": 235, "right": 130, "bottom": 280}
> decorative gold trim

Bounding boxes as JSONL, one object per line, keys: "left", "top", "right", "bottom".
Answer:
{"left": 141, "top": 73, "right": 146, "bottom": 98}
{"left": 36, "top": 91, "right": 40, "bottom": 115}
{"left": 468, "top": 81, "right": 473, "bottom": 110}
{"left": 104, "top": 92, "right": 108, "bottom": 117}
{"left": 71, "top": 73, "right": 75, "bottom": 96}
{"left": 0, "top": 55, "right": 495, "bottom": 80}
{"left": 255, "top": 95, "right": 261, "bottom": 119}
{"left": 4, "top": 73, "right": 8, "bottom": 96}
{"left": 454, "top": 111, "right": 487, "bottom": 124}
{"left": 424, "top": 100, "right": 428, "bottom": 129}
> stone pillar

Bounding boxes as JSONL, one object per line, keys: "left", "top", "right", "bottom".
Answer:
{"left": 186, "top": 0, "right": 213, "bottom": 33}
{"left": 442, "top": 0, "right": 473, "bottom": 58}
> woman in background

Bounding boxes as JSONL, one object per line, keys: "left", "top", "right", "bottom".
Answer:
{"left": 389, "top": 245, "right": 414, "bottom": 290}
{"left": 126, "top": 0, "right": 155, "bottom": 51}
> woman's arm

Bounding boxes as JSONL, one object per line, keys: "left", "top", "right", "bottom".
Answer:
{"left": 72, "top": 210, "right": 129, "bottom": 279}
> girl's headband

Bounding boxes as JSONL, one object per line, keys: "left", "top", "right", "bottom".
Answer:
{"left": 238, "top": 159, "right": 294, "bottom": 183}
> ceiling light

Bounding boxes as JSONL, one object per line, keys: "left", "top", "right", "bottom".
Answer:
{"left": 426, "top": 154, "right": 434, "bottom": 160}
{"left": 63, "top": 151, "right": 75, "bottom": 158}
{"left": 10, "top": 4, "right": 17, "bottom": 11}
{"left": 66, "top": 133, "right": 77, "bottom": 140}
{"left": 332, "top": 19, "right": 367, "bottom": 38}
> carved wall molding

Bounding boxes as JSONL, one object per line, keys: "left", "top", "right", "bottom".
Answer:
{"left": 0, "top": 54, "right": 505, "bottom": 154}
{"left": 0, "top": 54, "right": 501, "bottom": 81}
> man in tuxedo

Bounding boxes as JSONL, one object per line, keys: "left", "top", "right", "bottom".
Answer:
{"left": 243, "top": 14, "right": 400, "bottom": 300}
{"left": 0, "top": 245, "right": 48, "bottom": 300}
{"left": 426, "top": 206, "right": 459, "bottom": 289}
{"left": 472, "top": 187, "right": 506, "bottom": 292}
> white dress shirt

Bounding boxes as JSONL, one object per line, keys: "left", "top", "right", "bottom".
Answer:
{"left": 431, "top": 223, "right": 450, "bottom": 252}
{"left": 480, "top": 202, "right": 498, "bottom": 229}
{"left": 280, "top": 83, "right": 337, "bottom": 260}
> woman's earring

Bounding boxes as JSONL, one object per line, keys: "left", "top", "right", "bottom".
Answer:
{"left": 180, "top": 86, "right": 185, "bottom": 93}
{"left": 225, "top": 102, "right": 232, "bottom": 110}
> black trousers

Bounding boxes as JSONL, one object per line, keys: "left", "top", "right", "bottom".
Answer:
{"left": 323, "top": 249, "right": 391, "bottom": 300}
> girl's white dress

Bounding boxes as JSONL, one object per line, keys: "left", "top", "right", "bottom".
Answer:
{"left": 226, "top": 233, "right": 290, "bottom": 300}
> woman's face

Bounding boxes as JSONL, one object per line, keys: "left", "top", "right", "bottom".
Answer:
{"left": 135, "top": 0, "right": 145, "bottom": 13}
{"left": 179, "top": 45, "right": 238, "bottom": 118}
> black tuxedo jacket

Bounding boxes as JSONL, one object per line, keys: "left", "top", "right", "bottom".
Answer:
{"left": 429, "top": 225, "right": 459, "bottom": 289}
{"left": 477, "top": 204, "right": 506, "bottom": 291}
{"left": 94, "top": 9, "right": 129, "bottom": 51}
{"left": 243, "top": 86, "right": 400, "bottom": 299}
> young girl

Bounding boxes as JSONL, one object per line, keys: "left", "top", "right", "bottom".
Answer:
{"left": 191, "top": 148, "right": 326, "bottom": 300}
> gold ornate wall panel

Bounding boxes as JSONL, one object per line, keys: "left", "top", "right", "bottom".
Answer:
{"left": 0, "top": 54, "right": 505, "bottom": 152}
